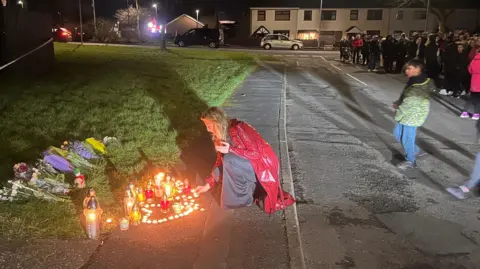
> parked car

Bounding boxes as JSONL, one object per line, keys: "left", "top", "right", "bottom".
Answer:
{"left": 260, "top": 34, "right": 304, "bottom": 50}
{"left": 52, "top": 27, "right": 72, "bottom": 42}
{"left": 174, "top": 28, "right": 220, "bottom": 48}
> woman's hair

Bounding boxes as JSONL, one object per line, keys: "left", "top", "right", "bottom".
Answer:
{"left": 405, "top": 59, "right": 425, "bottom": 72}
{"left": 201, "top": 106, "right": 229, "bottom": 142}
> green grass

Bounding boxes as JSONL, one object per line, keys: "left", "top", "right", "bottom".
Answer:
{"left": 0, "top": 43, "right": 258, "bottom": 239}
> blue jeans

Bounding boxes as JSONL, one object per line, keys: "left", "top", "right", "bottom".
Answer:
{"left": 464, "top": 152, "right": 480, "bottom": 189}
{"left": 394, "top": 123, "right": 420, "bottom": 163}
{"left": 368, "top": 54, "right": 377, "bottom": 70}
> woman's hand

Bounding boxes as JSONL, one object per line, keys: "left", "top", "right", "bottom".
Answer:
{"left": 195, "top": 183, "right": 211, "bottom": 194}
{"left": 215, "top": 142, "right": 230, "bottom": 154}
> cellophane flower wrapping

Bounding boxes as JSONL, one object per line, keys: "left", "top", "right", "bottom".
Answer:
{"left": 43, "top": 153, "right": 74, "bottom": 173}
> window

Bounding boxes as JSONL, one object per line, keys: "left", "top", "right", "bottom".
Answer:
{"left": 367, "top": 9, "right": 383, "bottom": 20}
{"left": 297, "top": 31, "right": 318, "bottom": 40}
{"left": 366, "top": 30, "right": 380, "bottom": 36}
{"left": 396, "top": 10, "right": 403, "bottom": 20}
{"left": 350, "top": 10, "right": 358, "bottom": 20}
{"left": 273, "top": 30, "right": 290, "bottom": 37}
{"left": 393, "top": 30, "right": 403, "bottom": 39}
{"left": 321, "top": 10, "right": 337, "bottom": 21}
{"left": 304, "top": 10, "right": 312, "bottom": 21}
{"left": 275, "top": 10, "right": 290, "bottom": 21}
{"left": 279, "top": 35, "right": 289, "bottom": 41}
{"left": 186, "top": 29, "right": 196, "bottom": 36}
{"left": 264, "top": 35, "right": 276, "bottom": 41}
{"left": 413, "top": 10, "right": 427, "bottom": 20}
{"left": 257, "top": 10, "right": 266, "bottom": 21}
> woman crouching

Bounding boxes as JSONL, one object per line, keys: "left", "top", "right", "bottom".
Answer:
{"left": 393, "top": 59, "right": 433, "bottom": 170}
{"left": 195, "top": 107, "right": 295, "bottom": 214}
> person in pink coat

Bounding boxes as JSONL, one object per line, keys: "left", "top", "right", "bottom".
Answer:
{"left": 460, "top": 43, "right": 480, "bottom": 120}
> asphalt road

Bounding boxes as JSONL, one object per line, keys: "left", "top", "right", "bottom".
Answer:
{"left": 271, "top": 53, "right": 480, "bottom": 268}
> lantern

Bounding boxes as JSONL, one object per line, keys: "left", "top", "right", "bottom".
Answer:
{"left": 128, "top": 182, "right": 137, "bottom": 198}
{"left": 83, "top": 189, "right": 103, "bottom": 239}
{"left": 160, "top": 194, "right": 170, "bottom": 213}
{"left": 155, "top": 172, "right": 165, "bottom": 186}
{"left": 136, "top": 187, "right": 145, "bottom": 205}
{"left": 120, "top": 218, "right": 129, "bottom": 231}
{"left": 145, "top": 184, "right": 154, "bottom": 203}
{"left": 124, "top": 187, "right": 135, "bottom": 216}
{"left": 164, "top": 181, "right": 174, "bottom": 198}
{"left": 183, "top": 178, "right": 191, "bottom": 194}
{"left": 130, "top": 203, "right": 142, "bottom": 225}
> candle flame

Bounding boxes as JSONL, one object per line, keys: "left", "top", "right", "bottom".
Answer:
{"left": 106, "top": 218, "right": 113, "bottom": 223}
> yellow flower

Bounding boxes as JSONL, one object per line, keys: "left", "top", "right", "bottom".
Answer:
{"left": 86, "top": 138, "right": 106, "bottom": 154}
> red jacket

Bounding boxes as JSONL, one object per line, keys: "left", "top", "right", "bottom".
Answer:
{"left": 206, "top": 119, "right": 295, "bottom": 214}
{"left": 352, "top": 39, "right": 363, "bottom": 48}
{"left": 469, "top": 52, "right": 480, "bottom": 93}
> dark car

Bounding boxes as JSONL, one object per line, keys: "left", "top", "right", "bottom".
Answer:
{"left": 174, "top": 28, "right": 220, "bottom": 48}
{"left": 53, "top": 27, "right": 72, "bottom": 42}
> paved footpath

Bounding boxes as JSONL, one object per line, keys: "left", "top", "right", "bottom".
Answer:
{"left": 82, "top": 63, "right": 291, "bottom": 269}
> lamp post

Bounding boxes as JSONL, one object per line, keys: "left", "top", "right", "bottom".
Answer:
{"left": 79, "top": 0, "right": 83, "bottom": 44}
{"left": 196, "top": 9, "right": 199, "bottom": 28}
{"left": 424, "top": 0, "right": 431, "bottom": 32}
{"left": 317, "top": 0, "right": 324, "bottom": 49}
{"left": 17, "top": 0, "right": 23, "bottom": 8}
{"left": 92, "top": 0, "right": 97, "bottom": 37}
{"left": 152, "top": 4, "right": 158, "bottom": 21}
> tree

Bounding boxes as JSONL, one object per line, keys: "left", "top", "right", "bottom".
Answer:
{"left": 114, "top": 6, "right": 153, "bottom": 40}
{"left": 393, "top": 0, "right": 473, "bottom": 33}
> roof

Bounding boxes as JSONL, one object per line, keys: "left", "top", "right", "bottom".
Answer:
{"left": 166, "top": 14, "right": 205, "bottom": 27}
{"left": 250, "top": 0, "right": 480, "bottom": 9}
{"left": 250, "top": 0, "right": 424, "bottom": 9}
{"left": 345, "top": 26, "right": 363, "bottom": 34}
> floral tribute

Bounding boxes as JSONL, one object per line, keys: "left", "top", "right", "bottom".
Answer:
{"left": 0, "top": 137, "right": 116, "bottom": 202}
{"left": 125, "top": 172, "right": 205, "bottom": 226}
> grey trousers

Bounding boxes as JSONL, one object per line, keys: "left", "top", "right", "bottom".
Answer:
{"left": 212, "top": 153, "right": 257, "bottom": 210}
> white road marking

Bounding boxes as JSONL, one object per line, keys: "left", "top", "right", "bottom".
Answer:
{"left": 312, "top": 55, "right": 322, "bottom": 58}
{"left": 299, "top": 55, "right": 309, "bottom": 58}
{"left": 320, "top": 56, "right": 328, "bottom": 62}
{"left": 346, "top": 73, "right": 368, "bottom": 86}
{"left": 296, "top": 61, "right": 300, "bottom": 67}
{"left": 329, "top": 63, "right": 342, "bottom": 71}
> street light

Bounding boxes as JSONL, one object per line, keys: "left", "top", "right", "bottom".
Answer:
{"left": 152, "top": 4, "right": 158, "bottom": 22}
{"left": 17, "top": 0, "right": 23, "bottom": 8}
{"left": 195, "top": 9, "right": 199, "bottom": 28}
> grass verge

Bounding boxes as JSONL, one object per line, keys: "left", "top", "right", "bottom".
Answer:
{"left": 0, "top": 43, "right": 257, "bottom": 239}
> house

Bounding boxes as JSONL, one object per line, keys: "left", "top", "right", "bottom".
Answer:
{"left": 250, "top": 5, "right": 480, "bottom": 46}
{"left": 166, "top": 14, "right": 204, "bottom": 37}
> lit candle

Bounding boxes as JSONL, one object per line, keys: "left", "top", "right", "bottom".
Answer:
{"left": 136, "top": 187, "right": 146, "bottom": 204}
{"left": 145, "top": 185, "right": 154, "bottom": 203}
{"left": 172, "top": 203, "right": 183, "bottom": 214}
{"left": 164, "top": 183, "right": 172, "bottom": 198}
{"left": 160, "top": 194, "right": 170, "bottom": 213}
{"left": 168, "top": 216, "right": 174, "bottom": 220}
{"left": 120, "top": 218, "right": 129, "bottom": 231}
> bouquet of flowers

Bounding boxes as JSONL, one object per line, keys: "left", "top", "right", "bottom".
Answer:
{"left": 28, "top": 168, "right": 71, "bottom": 195}
{"left": 13, "top": 162, "right": 33, "bottom": 181}
{"left": 0, "top": 180, "right": 68, "bottom": 202}
{"left": 62, "top": 140, "right": 100, "bottom": 160}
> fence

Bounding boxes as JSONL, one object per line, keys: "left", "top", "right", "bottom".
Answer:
{"left": 0, "top": 4, "right": 54, "bottom": 75}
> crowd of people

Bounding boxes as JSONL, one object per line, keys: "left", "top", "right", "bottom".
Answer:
{"left": 340, "top": 32, "right": 480, "bottom": 100}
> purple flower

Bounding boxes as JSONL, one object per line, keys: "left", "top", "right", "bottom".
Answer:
{"left": 43, "top": 154, "right": 74, "bottom": 173}
{"left": 72, "top": 141, "right": 99, "bottom": 159}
